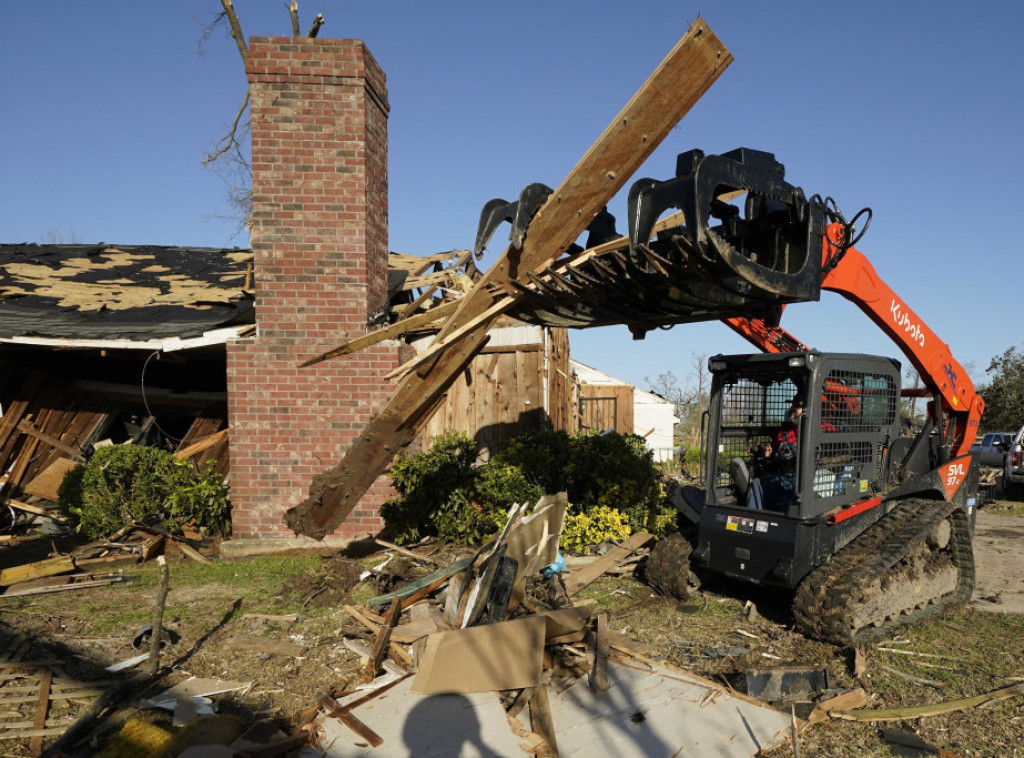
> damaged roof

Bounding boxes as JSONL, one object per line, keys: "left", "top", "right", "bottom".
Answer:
{"left": 0, "top": 243, "right": 476, "bottom": 349}
{"left": 0, "top": 243, "right": 254, "bottom": 344}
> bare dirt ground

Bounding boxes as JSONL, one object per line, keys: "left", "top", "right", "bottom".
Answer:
{"left": 971, "top": 506, "right": 1024, "bottom": 614}
{"left": 0, "top": 498, "right": 1022, "bottom": 756}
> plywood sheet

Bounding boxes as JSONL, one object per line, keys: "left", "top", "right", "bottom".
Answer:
{"left": 22, "top": 458, "right": 78, "bottom": 502}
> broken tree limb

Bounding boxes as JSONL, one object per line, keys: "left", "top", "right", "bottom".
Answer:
{"left": 145, "top": 556, "right": 170, "bottom": 678}
{"left": 831, "top": 683, "right": 1024, "bottom": 723}
{"left": 368, "top": 536, "right": 436, "bottom": 564}
{"left": 284, "top": 21, "right": 732, "bottom": 539}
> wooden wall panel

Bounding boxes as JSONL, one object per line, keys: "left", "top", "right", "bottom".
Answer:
{"left": 419, "top": 330, "right": 557, "bottom": 458}
{"left": 578, "top": 384, "right": 634, "bottom": 434}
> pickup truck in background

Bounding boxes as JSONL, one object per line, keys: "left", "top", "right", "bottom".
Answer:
{"left": 1003, "top": 426, "right": 1024, "bottom": 496}
{"left": 971, "top": 431, "right": 1014, "bottom": 467}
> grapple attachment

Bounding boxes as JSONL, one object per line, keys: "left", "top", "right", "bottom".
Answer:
{"left": 473, "top": 183, "right": 554, "bottom": 259}
{"left": 628, "top": 147, "right": 824, "bottom": 301}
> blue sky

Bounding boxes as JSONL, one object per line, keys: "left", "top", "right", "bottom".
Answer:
{"left": 2, "top": 1, "right": 1022, "bottom": 394}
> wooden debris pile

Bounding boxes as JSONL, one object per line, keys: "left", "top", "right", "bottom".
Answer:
{"left": 0, "top": 364, "right": 230, "bottom": 538}
{"left": 0, "top": 524, "right": 212, "bottom": 599}
{"left": 298, "top": 499, "right": 795, "bottom": 756}
{"left": 296, "top": 494, "right": 786, "bottom": 756}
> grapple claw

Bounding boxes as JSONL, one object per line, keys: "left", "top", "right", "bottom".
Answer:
{"left": 627, "top": 147, "right": 824, "bottom": 301}
{"left": 472, "top": 183, "right": 554, "bottom": 259}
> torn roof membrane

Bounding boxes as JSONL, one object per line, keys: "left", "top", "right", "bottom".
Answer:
{"left": 0, "top": 243, "right": 255, "bottom": 342}
{"left": 0, "top": 243, "right": 474, "bottom": 346}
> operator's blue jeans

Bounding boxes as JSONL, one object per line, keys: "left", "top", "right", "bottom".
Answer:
{"left": 747, "top": 473, "right": 795, "bottom": 511}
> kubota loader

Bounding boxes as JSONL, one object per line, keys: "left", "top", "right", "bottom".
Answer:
{"left": 615, "top": 148, "right": 984, "bottom": 645}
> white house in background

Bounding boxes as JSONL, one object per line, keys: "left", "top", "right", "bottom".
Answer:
{"left": 570, "top": 359, "right": 679, "bottom": 462}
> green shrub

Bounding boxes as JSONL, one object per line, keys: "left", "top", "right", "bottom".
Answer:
{"left": 57, "top": 445, "right": 230, "bottom": 539}
{"left": 382, "top": 428, "right": 676, "bottom": 548}
{"left": 495, "top": 430, "right": 669, "bottom": 534}
{"left": 559, "top": 505, "right": 632, "bottom": 554}
{"left": 380, "top": 431, "right": 478, "bottom": 544}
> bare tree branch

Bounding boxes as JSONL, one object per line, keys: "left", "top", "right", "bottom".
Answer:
{"left": 308, "top": 13, "right": 324, "bottom": 38}
{"left": 203, "top": 90, "right": 250, "bottom": 167}
{"left": 288, "top": 1, "right": 300, "bottom": 36}
{"left": 219, "top": 0, "right": 249, "bottom": 64}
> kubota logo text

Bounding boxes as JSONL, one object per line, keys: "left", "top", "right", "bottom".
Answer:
{"left": 891, "top": 300, "right": 926, "bottom": 348}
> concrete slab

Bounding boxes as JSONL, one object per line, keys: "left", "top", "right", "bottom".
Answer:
{"left": 305, "top": 678, "right": 524, "bottom": 757}
{"left": 547, "top": 661, "right": 790, "bottom": 758}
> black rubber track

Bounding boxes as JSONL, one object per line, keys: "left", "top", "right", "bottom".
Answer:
{"left": 792, "top": 499, "right": 975, "bottom": 646}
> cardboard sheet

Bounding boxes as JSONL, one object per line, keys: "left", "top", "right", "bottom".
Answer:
{"left": 412, "top": 616, "right": 545, "bottom": 695}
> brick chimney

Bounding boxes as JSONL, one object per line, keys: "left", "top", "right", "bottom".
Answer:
{"left": 226, "top": 38, "right": 407, "bottom": 545}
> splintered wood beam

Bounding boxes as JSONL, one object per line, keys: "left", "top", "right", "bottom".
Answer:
{"left": 300, "top": 300, "right": 461, "bottom": 367}
{"left": 285, "top": 20, "right": 732, "bottom": 539}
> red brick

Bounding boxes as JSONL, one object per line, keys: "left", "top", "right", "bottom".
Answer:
{"left": 228, "top": 38, "right": 395, "bottom": 541}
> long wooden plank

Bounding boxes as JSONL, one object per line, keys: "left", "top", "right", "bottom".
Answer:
{"left": 0, "top": 556, "right": 75, "bottom": 587}
{"left": 16, "top": 419, "right": 85, "bottom": 463}
{"left": 300, "top": 300, "right": 461, "bottom": 367}
{"left": 285, "top": 21, "right": 731, "bottom": 539}
{"left": 174, "top": 429, "right": 229, "bottom": 460}
{"left": 29, "top": 668, "right": 51, "bottom": 754}
{"left": 562, "top": 532, "right": 652, "bottom": 596}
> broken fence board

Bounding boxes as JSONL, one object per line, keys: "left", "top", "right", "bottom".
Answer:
{"left": 226, "top": 637, "right": 305, "bottom": 658}
{"left": 563, "top": 532, "right": 652, "bottom": 596}
{"left": 529, "top": 685, "right": 559, "bottom": 758}
{"left": 319, "top": 696, "right": 383, "bottom": 748}
{"left": 29, "top": 668, "right": 52, "bottom": 754}
{"left": 363, "top": 600, "right": 402, "bottom": 683}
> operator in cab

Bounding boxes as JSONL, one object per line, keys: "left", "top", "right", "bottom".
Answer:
{"left": 746, "top": 397, "right": 803, "bottom": 510}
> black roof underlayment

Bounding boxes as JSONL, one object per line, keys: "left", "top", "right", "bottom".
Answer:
{"left": 0, "top": 243, "right": 254, "bottom": 341}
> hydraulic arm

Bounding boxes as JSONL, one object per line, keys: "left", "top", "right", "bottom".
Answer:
{"left": 724, "top": 222, "right": 983, "bottom": 458}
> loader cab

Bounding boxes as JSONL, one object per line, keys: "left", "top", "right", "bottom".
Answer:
{"left": 695, "top": 351, "right": 902, "bottom": 587}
